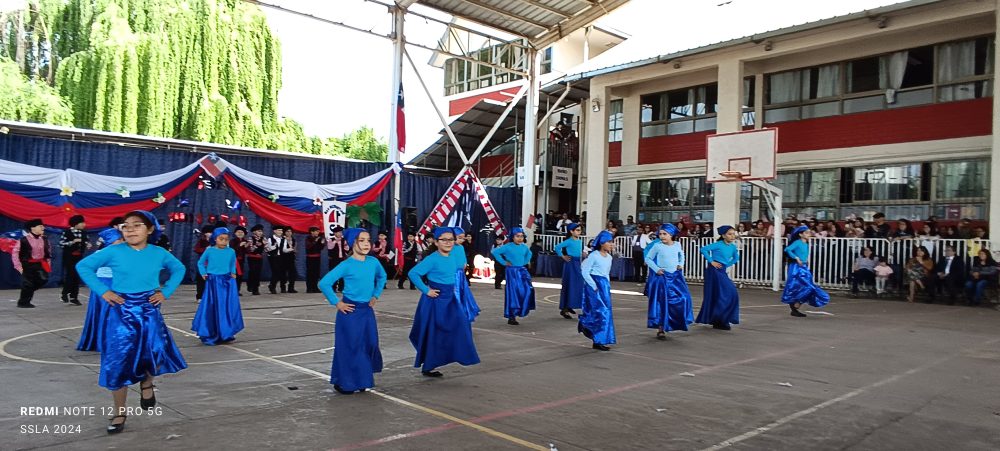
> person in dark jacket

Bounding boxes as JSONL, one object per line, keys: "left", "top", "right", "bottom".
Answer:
{"left": 14, "top": 219, "right": 51, "bottom": 308}
{"left": 60, "top": 215, "right": 89, "bottom": 305}
{"left": 398, "top": 232, "right": 418, "bottom": 289}
{"left": 305, "top": 226, "right": 326, "bottom": 293}
{"left": 929, "top": 245, "right": 964, "bottom": 304}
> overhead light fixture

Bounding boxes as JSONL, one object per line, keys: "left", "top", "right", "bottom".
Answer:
{"left": 673, "top": 60, "right": 682, "bottom": 69}
{"left": 592, "top": 99, "right": 601, "bottom": 112}
{"left": 876, "top": 16, "right": 888, "bottom": 29}
{"left": 763, "top": 41, "right": 773, "bottom": 51}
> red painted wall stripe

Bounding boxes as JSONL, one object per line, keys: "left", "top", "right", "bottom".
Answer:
{"left": 448, "top": 88, "right": 521, "bottom": 116}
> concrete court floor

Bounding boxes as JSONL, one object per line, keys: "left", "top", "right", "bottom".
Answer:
{"left": 1, "top": 277, "right": 999, "bottom": 451}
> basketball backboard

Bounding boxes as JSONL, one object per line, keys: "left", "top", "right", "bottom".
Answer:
{"left": 706, "top": 128, "right": 777, "bottom": 183}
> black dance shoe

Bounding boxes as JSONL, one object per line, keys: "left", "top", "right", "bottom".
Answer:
{"left": 17, "top": 303, "right": 35, "bottom": 308}
{"left": 333, "top": 385, "right": 355, "bottom": 394}
{"left": 252, "top": 290, "right": 261, "bottom": 295}
{"left": 287, "top": 288, "right": 298, "bottom": 294}
{"left": 560, "top": 309, "right": 572, "bottom": 319}
{"left": 712, "top": 322, "right": 732, "bottom": 331}
{"left": 656, "top": 331, "right": 667, "bottom": 340}
{"left": 507, "top": 318, "right": 519, "bottom": 325}
{"left": 70, "top": 299, "right": 82, "bottom": 306}
{"left": 421, "top": 370, "right": 443, "bottom": 378}
{"left": 592, "top": 344, "right": 611, "bottom": 351}
{"left": 107, "top": 415, "right": 127, "bottom": 434}
{"left": 61, "top": 294, "right": 70, "bottom": 303}
{"left": 140, "top": 383, "right": 156, "bottom": 409}
{"left": 567, "top": 308, "right": 577, "bottom": 314}
{"left": 269, "top": 287, "right": 277, "bottom": 294}
{"left": 790, "top": 308, "right": 807, "bottom": 317}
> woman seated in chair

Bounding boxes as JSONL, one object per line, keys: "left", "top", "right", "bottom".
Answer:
{"left": 904, "top": 246, "right": 933, "bottom": 303}
{"left": 965, "top": 249, "right": 998, "bottom": 306}
{"left": 849, "top": 246, "right": 878, "bottom": 297}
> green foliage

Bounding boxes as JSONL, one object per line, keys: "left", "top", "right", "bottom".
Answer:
{"left": 345, "top": 202, "right": 384, "bottom": 227}
{"left": 0, "top": 0, "right": 390, "bottom": 162}
{"left": 0, "top": 58, "right": 73, "bottom": 124}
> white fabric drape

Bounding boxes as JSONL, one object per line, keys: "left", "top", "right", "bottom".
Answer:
{"left": 816, "top": 65, "right": 840, "bottom": 98}
{"left": 883, "top": 51, "right": 909, "bottom": 103}
{"left": 769, "top": 71, "right": 801, "bottom": 103}
{"left": 937, "top": 41, "right": 977, "bottom": 101}
{"left": 223, "top": 158, "right": 400, "bottom": 200}
{"left": 0, "top": 157, "right": 204, "bottom": 192}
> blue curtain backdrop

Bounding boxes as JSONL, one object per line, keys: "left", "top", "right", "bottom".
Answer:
{"left": 0, "top": 134, "right": 520, "bottom": 289}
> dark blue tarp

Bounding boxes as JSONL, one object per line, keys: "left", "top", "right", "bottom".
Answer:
{"left": 0, "top": 133, "right": 520, "bottom": 289}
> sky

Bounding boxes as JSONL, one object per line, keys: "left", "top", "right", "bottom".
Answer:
{"left": 262, "top": 0, "right": 911, "bottom": 162}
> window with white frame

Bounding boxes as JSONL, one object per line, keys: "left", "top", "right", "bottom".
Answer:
{"left": 608, "top": 99, "right": 623, "bottom": 142}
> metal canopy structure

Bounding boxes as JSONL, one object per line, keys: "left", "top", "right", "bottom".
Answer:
{"left": 402, "top": 0, "right": 630, "bottom": 49}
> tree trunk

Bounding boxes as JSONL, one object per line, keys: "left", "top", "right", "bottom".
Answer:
{"left": 15, "top": 9, "right": 27, "bottom": 73}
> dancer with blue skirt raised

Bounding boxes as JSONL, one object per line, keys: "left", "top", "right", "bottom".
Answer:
{"left": 554, "top": 223, "right": 584, "bottom": 319}
{"left": 578, "top": 231, "right": 617, "bottom": 351}
{"left": 76, "top": 227, "right": 124, "bottom": 352}
{"left": 697, "top": 225, "right": 741, "bottom": 330}
{"left": 408, "top": 227, "right": 480, "bottom": 377}
{"left": 191, "top": 227, "right": 244, "bottom": 345}
{"left": 645, "top": 223, "right": 694, "bottom": 339}
{"left": 449, "top": 227, "right": 481, "bottom": 323}
{"left": 76, "top": 211, "right": 187, "bottom": 434}
{"left": 782, "top": 225, "right": 830, "bottom": 317}
{"left": 319, "top": 228, "right": 386, "bottom": 394}
{"left": 491, "top": 227, "right": 536, "bottom": 325}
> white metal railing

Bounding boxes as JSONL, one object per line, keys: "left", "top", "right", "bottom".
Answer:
{"left": 537, "top": 234, "right": 996, "bottom": 290}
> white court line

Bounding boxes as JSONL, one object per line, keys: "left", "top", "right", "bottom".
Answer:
{"left": 163, "top": 325, "right": 546, "bottom": 450}
{"left": 700, "top": 337, "right": 1000, "bottom": 451}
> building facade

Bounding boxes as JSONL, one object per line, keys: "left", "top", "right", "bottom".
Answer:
{"left": 577, "top": 0, "right": 998, "bottom": 235}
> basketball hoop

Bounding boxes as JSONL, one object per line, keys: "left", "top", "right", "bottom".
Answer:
{"left": 718, "top": 170, "right": 745, "bottom": 180}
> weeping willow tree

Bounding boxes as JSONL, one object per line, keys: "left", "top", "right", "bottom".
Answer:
{"left": 0, "top": 57, "right": 73, "bottom": 124}
{"left": 0, "top": 0, "right": 388, "bottom": 160}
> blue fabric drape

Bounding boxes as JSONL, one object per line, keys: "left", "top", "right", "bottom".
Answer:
{"left": 0, "top": 134, "right": 522, "bottom": 289}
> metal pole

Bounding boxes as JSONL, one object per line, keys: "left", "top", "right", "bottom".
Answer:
{"left": 389, "top": 6, "right": 404, "bottom": 237}
{"left": 520, "top": 48, "right": 540, "bottom": 240}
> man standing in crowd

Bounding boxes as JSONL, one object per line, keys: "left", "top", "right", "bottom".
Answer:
{"left": 266, "top": 224, "right": 287, "bottom": 294}
{"left": 59, "top": 215, "right": 88, "bottom": 305}
{"left": 631, "top": 225, "right": 652, "bottom": 283}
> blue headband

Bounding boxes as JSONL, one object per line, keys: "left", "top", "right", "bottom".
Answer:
{"left": 344, "top": 228, "right": 365, "bottom": 247}
{"left": 566, "top": 223, "right": 579, "bottom": 232}
{"left": 660, "top": 223, "right": 678, "bottom": 237}
{"left": 432, "top": 227, "right": 454, "bottom": 240}
{"left": 592, "top": 230, "right": 614, "bottom": 250}
{"left": 133, "top": 210, "right": 162, "bottom": 244}
{"left": 452, "top": 227, "right": 465, "bottom": 236}
{"left": 510, "top": 227, "right": 525, "bottom": 238}
{"left": 98, "top": 228, "right": 122, "bottom": 245}
{"left": 717, "top": 225, "right": 734, "bottom": 236}
{"left": 211, "top": 227, "right": 230, "bottom": 243}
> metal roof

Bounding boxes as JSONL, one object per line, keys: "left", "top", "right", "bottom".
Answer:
{"left": 563, "top": 0, "right": 945, "bottom": 82}
{"left": 412, "top": 0, "right": 631, "bottom": 49}
{"left": 408, "top": 79, "right": 589, "bottom": 173}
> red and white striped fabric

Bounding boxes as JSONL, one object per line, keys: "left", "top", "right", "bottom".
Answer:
{"left": 417, "top": 168, "right": 506, "bottom": 239}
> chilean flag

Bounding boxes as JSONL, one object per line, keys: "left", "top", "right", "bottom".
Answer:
{"left": 396, "top": 83, "right": 406, "bottom": 154}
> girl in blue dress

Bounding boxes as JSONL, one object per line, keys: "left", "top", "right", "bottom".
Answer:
{"left": 191, "top": 227, "right": 244, "bottom": 345}
{"left": 644, "top": 223, "right": 694, "bottom": 339}
{"left": 408, "top": 227, "right": 480, "bottom": 377}
{"left": 782, "top": 225, "right": 830, "bottom": 317}
{"left": 578, "top": 231, "right": 616, "bottom": 351}
{"left": 76, "top": 210, "right": 187, "bottom": 434}
{"left": 697, "top": 225, "right": 741, "bottom": 330}
{"left": 554, "top": 223, "right": 584, "bottom": 319}
{"left": 449, "top": 227, "right": 481, "bottom": 322}
{"left": 76, "top": 227, "right": 123, "bottom": 352}
{"left": 491, "top": 227, "right": 536, "bottom": 325}
{"left": 319, "top": 228, "right": 387, "bottom": 394}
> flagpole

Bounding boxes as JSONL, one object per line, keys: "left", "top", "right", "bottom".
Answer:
{"left": 388, "top": 4, "right": 404, "bottom": 270}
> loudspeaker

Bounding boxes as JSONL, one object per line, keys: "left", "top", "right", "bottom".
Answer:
{"left": 403, "top": 207, "right": 418, "bottom": 230}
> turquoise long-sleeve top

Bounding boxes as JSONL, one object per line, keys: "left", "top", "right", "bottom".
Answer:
{"left": 319, "top": 256, "right": 387, "bottom": 303}
{"left": 785, "top": 239, "right": 809, "bottom": 263}
{"left": 554, "top": 237, "right": 584, "bottom": 258}
{"left": 198, "top": 246, "right": 237, "bottom": 276}
{"left": 700, "top": 241, "right": 740, "bottom": 268}
{"left": 645, "top": 241, "right": 685, "bottom": 273}
{"left": 491, "top": 242, "right": 532, "bottom": 267}
{"left": 581, "top": 251, "right": 613, "bottom": 290}
{"left": 409, "top": 251, "right": 461, "bottom": 294}
{"left": 77, "top": 243, "right": 186, "bottom": 298}
{"left": 642, "top": 240, "right": 658, "bottom": 258}
{"left": 452, "top": 244, "right": 468, "bottom": 267}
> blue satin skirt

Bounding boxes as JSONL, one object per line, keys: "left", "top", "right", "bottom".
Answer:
{"left": 99, "top": 290, "right": 187, "bottom": 390}
{"left": 77, "top": 276, "right": 112, "bottom": 352}
{"left": 782, "top": 264, "right": 831, "bottom": 308}
{"left": 696, "top": 266, "right": 741, "bottom": 326}
{"left": 503, "top": 266, "right": 536, "bottom": 318}
{"left": 578, "top": 276, "right": 616, "bottom": 345}
{"left": 559, "top": 257, "right": 583, "bottom": 310}
{"left": 409, "top": 281, "right": 480, "bottom": 372}
{"left": 454, "top": 269, "right": 481, "bottom": 322}
{"left": 646, "top": 271, "right": 694, "bottom": 331}
{"left": 191, "top": 274, "right": 245, "bottom": 345}
{"left": 331, "top": 298, "right": 383, "bottom": 391}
